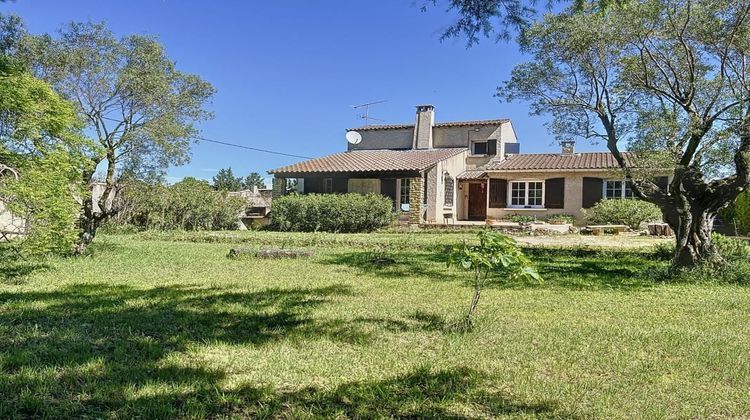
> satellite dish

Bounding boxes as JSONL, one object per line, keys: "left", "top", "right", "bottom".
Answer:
{"left": 346, "top": 131, "right": 362, "bottom": 145}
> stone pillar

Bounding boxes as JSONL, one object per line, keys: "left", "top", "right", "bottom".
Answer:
{"left": 409, "top": 176, "right": 424, "bottom": 224}
{"left": 272, "top": 177, "right": 285, "bottom": 198}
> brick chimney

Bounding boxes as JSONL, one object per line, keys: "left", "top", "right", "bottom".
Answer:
{"left": 561, "top": 140, "right": 575, "bottom": 156}
{"left": 412, "top": 105, "right": 434, "bottom": 149}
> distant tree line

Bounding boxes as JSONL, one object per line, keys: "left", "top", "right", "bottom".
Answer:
{"left": 212, "top": 167, "right": 267, "bottom": 191}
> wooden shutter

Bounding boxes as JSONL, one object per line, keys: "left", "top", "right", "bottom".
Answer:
{"left": 545, "top": 178, "right": 565, "bottom": 209}
{"left": 489, "top": 179, "right": 507, "bottom": 208}
{"left": 582, "top": 177, "right": 604, "bottom": 208}
{"left": 655, "top": 176, "right": 669, "bottom": 192}
{"left": 487, "top": 139, "right": 497, "bottom": 156}
{"left": 380, "top": 178, "right": 397, "bottom": 210}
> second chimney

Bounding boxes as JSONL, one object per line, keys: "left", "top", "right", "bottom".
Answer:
{"left": 413, "top": 105, "right": 434, "bottom": 149}
{"left": 561, "top": 140, "right": 575, "bottom": 156}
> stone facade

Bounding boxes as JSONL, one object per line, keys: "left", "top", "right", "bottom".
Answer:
{"left": 408, "top": 176, "right": 424, "bottom": 224}
{"left": 272, "top": 177, "right": 285, "bottom": 198}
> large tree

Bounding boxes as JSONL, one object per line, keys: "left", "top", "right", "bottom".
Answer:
{"left": 15, "top": 19, "right": 215, "bottom": 250}
{"left": 498, "top": 0, "right": 750, "bottom": 267}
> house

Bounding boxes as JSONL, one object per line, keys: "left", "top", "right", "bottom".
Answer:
{"left": 268, "top": 105, "right": 668, "bottom": 224}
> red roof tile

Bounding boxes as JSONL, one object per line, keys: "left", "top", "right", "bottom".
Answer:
{"left": 268, "top": 148, "right": 466, "bottom": 175}
{"left": 485, "top": 152, "right": 635, "bottom": 171}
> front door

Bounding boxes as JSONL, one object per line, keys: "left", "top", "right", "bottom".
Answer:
{"left": 468, "top": 182, "right": 487, "bottom": 220}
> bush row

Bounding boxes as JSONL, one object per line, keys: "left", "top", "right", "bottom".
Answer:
{"left": 271, "top": 193, "right": 394, "bottom": 233}
{"left": 106, "top": 178, "right": 246, "bottom": 231}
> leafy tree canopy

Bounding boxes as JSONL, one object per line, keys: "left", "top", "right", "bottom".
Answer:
{"left": 213, "top": 167, "right": 243, "bottom": 191}
{"left": 1, "top": 15, "right": 216, "bottom": 249}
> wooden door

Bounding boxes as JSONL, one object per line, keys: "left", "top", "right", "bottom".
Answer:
{"left": 468, "top": 182, "right": 487, "bottom": 220}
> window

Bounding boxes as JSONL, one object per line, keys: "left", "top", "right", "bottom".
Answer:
{"left": 604, "top": 179, "right": 633, "bottom": 199}
{"left": 509, "top": 181, "right": 544, "bottom": 208}
{"left": 324, "top": 178, "right": 333, "bottom": 193}
{"left": 399, "top": 178, "right": 411, "bottom": 211}
{"left": 472, "top": 141, "right": 487, "bottom": 155}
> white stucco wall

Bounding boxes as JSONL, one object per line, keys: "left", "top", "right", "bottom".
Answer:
{"left": 429, "top": 150, "right": 468, "bottom": 222}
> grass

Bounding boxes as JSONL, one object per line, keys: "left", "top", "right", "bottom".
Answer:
{"left": 1, "top": 231, "right": 749, "bottom": 418}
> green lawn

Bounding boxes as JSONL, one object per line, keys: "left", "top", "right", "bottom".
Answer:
{"left": 1, "top": 232, "right": 749, "bottom": 418}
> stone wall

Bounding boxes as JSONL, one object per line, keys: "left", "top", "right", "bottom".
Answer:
{"left": 272, "top": 177, "right": 285, "bottom": 198}
{"left": 408, "top": 176, "right": 424, "bottom": 224}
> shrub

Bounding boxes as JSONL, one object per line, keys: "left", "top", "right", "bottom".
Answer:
{"left": 547, "top": 214, "right": 575, "bottom": 224}
{"left": 508, "top": 214, "right": 535, "bottom": 224}
{"left": 271, "top": 193, "right": 394, "bottom": 233}
{"left": 585, "top": 199, "right": 662, "bottom": 230}
{"left": 108, "top": 178, "right": 247, "bottom": 231}
{"left": 721, "top": 191, "right": 750, "bottom": 235}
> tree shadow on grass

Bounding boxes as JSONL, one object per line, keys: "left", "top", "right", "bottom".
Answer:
{"left": 323, "top": 247, "right": 663, "bottom": 292}
{"left": 130, "top": 366, "right": 570, "bottom": 419}
{"left": 0, "top": 283, "right": 370, "bottom": 417}
{"left": 0, "top": 283, "right": 569, "bottom": 418}
{"left": 519, "top": 247, "right": 663, "bottom": 291}
{"left": 0, "top": 246, "right": 50, "bottom": 284}
{"left": 319, "top": 250, "right": 464, "bottom": 282}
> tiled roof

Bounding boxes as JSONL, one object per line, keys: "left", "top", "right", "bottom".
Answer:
{"left": 484, "top": 152, "right": 635, "bottom": 171}
{"left": 268, "top": 148, "right": 466, "bottom": 175}
{"left": 347, "top": 119, "right": 510, "bottom": 132}
{"left": 456, "top": 170, "right": 487, "bottom": 180}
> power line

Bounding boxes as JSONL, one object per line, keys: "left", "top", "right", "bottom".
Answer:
{"left": 193, "top": 136, "right": 312, "bottom": 159}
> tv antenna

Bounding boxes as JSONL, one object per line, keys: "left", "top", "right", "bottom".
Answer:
{"left": 352, "top": 100, "right": 387, "bottom": 127}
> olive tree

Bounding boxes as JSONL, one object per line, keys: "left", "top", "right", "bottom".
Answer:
{"left": 18, "top": 20, "right": 215, "bottom": 251}
{"left": 498, "top": 0, "right": 750, "bottom": 268}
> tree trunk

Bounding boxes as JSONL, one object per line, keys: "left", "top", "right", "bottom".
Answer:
{"left": 464, "top": 270, "right": 483, "bottom": 330}
{"left": 75, "top": 195, "right": 99, "bottom": 254}
{"left": 669, "top": 207, "right": 721, "bottom": 268}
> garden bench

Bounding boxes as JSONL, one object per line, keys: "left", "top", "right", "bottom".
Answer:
{"left": 586, "top": 224, "right": 628, "bottom": 235}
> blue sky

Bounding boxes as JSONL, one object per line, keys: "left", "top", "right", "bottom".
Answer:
{"left": 4, "top": 0, "right": 606, "bottom": 184}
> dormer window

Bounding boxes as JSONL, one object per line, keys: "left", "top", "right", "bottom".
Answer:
{"left": 472, "top": 141, "right": 487, "bottom": 155}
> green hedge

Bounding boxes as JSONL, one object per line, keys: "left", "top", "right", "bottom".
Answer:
{"left": 722, "top": 191, "right": 750, "bottom": 235}
{"left": 271, "top": 193, "right": 395, "bottom": 233}
{"left": 585, "top": 199, "right": 662, "bottom": 230}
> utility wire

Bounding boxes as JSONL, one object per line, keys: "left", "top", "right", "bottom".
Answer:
{"left": 192, "top": 136, "right": 313, "bottom": 160}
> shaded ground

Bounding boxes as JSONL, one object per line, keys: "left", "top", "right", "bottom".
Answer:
{"left": 1, "top": 233, "right": 749, "bottom": 418}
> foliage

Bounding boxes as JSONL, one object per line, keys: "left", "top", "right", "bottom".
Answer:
{"left": 508, "top": 214, "right": 535, "bottom": 224}
{"left": 721, "top": 191, "right": 750, "bottom": 235}
{"left": 447, "top": 231, "right": 541, "bottom": 329}
{"left": 108, "top": 177, "right": 246, "bottom": 231}
{"left": 9, "top": 17, "right": 216, "bottom": 247}
{"left": 212, "top": 167, "right": 243, "bottom": 191}
{"left": 0, "top": 54, "right": 85, "bottom": 256}
{"left": 547, "top": 214, "right": 575, "bottom": 224}
{"left": 495, "top": 0, "right": 750, "bottom": 267}
{"left": 213, "top": 168, "right": 267, "bottom": 191}
{"left": 585, "top": 199, "right": 662, "bottom": 230}
{"left": 1, "top": 151, "right": 84, "bottom": 256}
{"left": 243, "top": 172, "right": 266, "bottom": 190}
{"left": 271, "top": 193, "right": 394, "bottom": 233}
